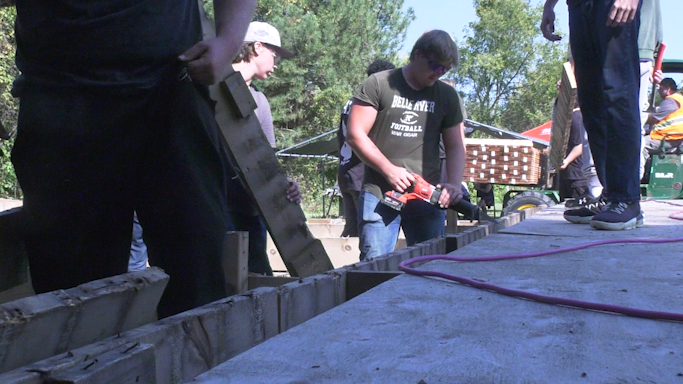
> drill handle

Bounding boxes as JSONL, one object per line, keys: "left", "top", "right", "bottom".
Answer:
{"left": 432, "top": 187, "right": 481, "bottom": 221}
{"left": 448, "top": 198, "right": 480, "bottom": 221}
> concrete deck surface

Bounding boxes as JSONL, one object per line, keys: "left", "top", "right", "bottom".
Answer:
{"left": 190, "top": 201, "right": 683, "bottom": 384}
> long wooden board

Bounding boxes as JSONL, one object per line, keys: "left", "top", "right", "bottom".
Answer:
{"left": 0, "top": 208, "right": 28, "bottom": 293}
{"left": 549, "top": 61, "right": 577, "bottom": 171}
{"left": 199, "top": 4, "right": 332, "bottom": 277}
{"left": 210, "top": 75, "right": 333, "bottom": 277}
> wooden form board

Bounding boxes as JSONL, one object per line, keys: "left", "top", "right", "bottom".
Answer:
{"left": 550, "top": 61, "right": 577, "bottom": 172}
{"left": 464, "top": 139, "right": 542, "bottom": 185}
{"left": 0, "top": 267, "right": 168, "bottom": 374}
{"left": 0, "top": 208, "right": 28, "bottom": 293}
{"left": 210, "top": 75, "right": 333, "bottom": 277}
{"left": 199, "top": 6, "right": 332, "bottom": 278}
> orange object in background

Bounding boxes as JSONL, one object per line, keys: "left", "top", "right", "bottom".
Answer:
{"left": 521, "top": 121, "right": 552, "bottom": 142}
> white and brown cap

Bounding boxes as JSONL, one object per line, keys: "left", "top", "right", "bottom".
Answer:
{"left": 244, "top": 22, "right": 295, "bottom": 59}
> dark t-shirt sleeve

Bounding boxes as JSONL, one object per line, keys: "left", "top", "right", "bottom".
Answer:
{"left": 458, "top": 93, "right": 468, "bottom": 121}
{"left": 354, "top": 74, "right": 382, "bottom": 109}
{"left": 441, "top": 86, "right": 465, "bottom": 129}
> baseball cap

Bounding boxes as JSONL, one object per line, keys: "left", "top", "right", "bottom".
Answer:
{"left": 243, "top": 22, "right": 295, "bottom": 59}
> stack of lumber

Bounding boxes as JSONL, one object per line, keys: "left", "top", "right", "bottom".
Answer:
{"left": 464, "top": 139, "right": 542, "bottom": 185}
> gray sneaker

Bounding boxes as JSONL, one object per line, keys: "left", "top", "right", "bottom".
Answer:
{"left": 590, "top": 201, "right": 643, "bottom": 230}
{"left": 563, "top": 196, "right": 606, "bottom": 224}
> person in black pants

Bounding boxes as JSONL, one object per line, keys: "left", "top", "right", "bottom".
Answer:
{"left": 542, "top": 0, "right": 643, "bottom": 231}
{"left": 8, "top": 0, "right": 256, "bottom": 317}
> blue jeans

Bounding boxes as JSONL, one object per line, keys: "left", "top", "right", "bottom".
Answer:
{"left": 569, "top": 0, "right": 642, "bottom": 203}
{"left": 358, "top": 190, "right": 445, "bottom": 260}
{"left": 129, "top": 212, "right": 148, "bottom": 272}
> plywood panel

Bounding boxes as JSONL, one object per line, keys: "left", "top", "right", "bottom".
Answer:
{"left": 549, "top": 62, "right": 577, "bottom": 172}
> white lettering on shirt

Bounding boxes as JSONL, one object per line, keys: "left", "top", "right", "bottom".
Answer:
{"left": 391, "top": 95, "right": 435, "bottom": 113}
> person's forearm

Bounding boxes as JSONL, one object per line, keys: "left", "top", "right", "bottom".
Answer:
{"left": 445, "top": 124, "right": 466, "bottom": 187}
{"left": 544, "top": 0, "right": 559, "bottom": 9}
{"left": 214, "top": 0, "right": 256, "bottom": 52}
{"left": 564, "top": 144, "right": 582, "bottom": 164}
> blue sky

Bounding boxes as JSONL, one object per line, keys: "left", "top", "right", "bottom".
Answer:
{"left": 400, "top": 0, "right": 682, "bottom": 82}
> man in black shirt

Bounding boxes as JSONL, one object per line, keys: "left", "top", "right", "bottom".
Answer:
{"left": 8, "top": 0, "right": 256, "bottom": 317}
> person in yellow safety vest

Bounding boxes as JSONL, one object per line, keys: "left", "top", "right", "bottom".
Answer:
{"left": 642, "top": 77, "right": 683, "bottom": 161}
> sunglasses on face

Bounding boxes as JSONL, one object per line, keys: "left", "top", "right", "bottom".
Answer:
{"left": 264, "top": 44, "right": 280, "bottom": 65}
{"left": 426, "top": 58, "right": 451, "bottom": 76}
{"left": 270, "top": 50, "right": 280, "bottom": 65}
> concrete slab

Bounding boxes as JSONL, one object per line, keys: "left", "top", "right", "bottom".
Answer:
{"left": 189, "top": 202, "right": 683, "bottom": 384}
{"left": 500, "top": 200, "right": 683, "bottom": 238}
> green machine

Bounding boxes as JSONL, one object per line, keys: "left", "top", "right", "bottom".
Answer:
{"left": 644, "top": 59, "right": 683, "bottom": 200}
{"left": 645, "top": 140, "right": 683, "bottom": 199}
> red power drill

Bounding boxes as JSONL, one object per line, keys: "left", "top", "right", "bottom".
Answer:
{"left": 381, "top": 174, "right": 493, "bottom": 222}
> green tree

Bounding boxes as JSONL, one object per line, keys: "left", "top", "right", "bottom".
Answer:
{"left": 451, "top": 0, "right": 566, "bottom": 133}
{"left": 0, "top": 6, "right": 20, "bottom": 198}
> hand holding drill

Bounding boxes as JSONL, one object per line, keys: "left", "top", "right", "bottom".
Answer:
{"left": 381, "top": 173, "right": 494, "bottom": 222}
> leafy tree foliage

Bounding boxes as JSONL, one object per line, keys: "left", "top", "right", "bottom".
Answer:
{"left": 451, "top": 0, "right": 567, "bottom": 133}
{"left": 0, "top": 6, "right": 20, "bottom": 198}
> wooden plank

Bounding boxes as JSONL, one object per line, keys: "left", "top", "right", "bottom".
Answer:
{"left": 0, "top": 282, "right": 33, "bottom": 305}
{"left": 345, "top": 270, "right": 403, "bottom": 300}
{"left": 47, "top": 344, "right": 156, "bottom": 384}
{"left": 278, "top": 274, "right": 344, "bottom": 333}
{"left": 248, "top": 276, "right": 298, "bottom": 290}
{"left": 199, "top": 6, "right": 332, "bottom": 278}
{"left": 550, "top": 61, "right": 577, "bottom": 172}
{"left": 0, "top": 287, "right": 280, "bottom": 384}
{"left": 0, "top": 268, "right": 168, "bottom": 374}
{"left": 445, "top": 210, "right": 458, "bottom": 234}
{"left": 0, "top": 208, "right": 28, "bottom": 293}
{"left": 209, "top": 74, "right": 333, "bottom": 278}
{"left": 223, "top": 231, "right": 249, "bottom": 295}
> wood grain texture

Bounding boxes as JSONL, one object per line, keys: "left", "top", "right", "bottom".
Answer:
{"left": 210, "top": 76, "right": 333, "bottom": 277}
{"left": 550, "top": 62, "right": 577, "bottom": 172}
